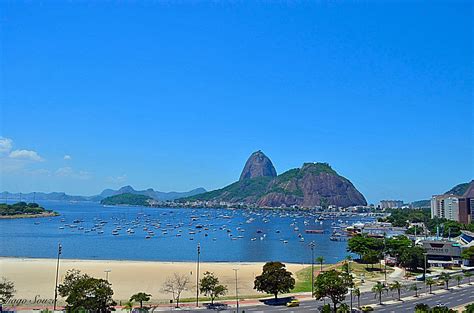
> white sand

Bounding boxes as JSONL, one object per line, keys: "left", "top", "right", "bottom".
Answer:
{"left": 0, "top": 257, "right": 306, "bottom": 302}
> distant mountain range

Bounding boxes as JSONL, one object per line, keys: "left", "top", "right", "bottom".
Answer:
{"left": 181, "top": 150, "right": 367, "bottom": 208}
{"left": 0, "top": 186, "right": 206, "bottom": 202}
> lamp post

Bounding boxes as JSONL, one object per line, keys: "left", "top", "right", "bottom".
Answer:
{"left": 309, "top": 241, "right": 315, "bottom": 298}
{"left": 424, "top": 253, "right": 428, "bottom": 295}
{"left": 233, "top": 268, "right": 239, "bottom": 313}
{"left": 349, "top": 287, "right": 354, "bottom": 312}
{"left": 53, "top": 243, "right": 62, "bottom": 311}
{"left": 196, "top": 243, "right": 200, "bottom": 308}
{"left": 104, "top": 269, "right": 111, "bottom": 282}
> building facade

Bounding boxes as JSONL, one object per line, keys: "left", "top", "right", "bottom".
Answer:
{"left": 380, "top": 200, "right": 403, "bottom": 209}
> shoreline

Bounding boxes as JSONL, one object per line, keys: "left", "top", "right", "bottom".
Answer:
{"left": 0, "top": 257, "right": 308, "bottom": 302}
{"left": 0, "top": 212, "right": 59, "bottom": 219}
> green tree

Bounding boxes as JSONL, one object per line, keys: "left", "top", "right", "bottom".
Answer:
{"left": 461, "top": 247, "right": 474, "bottom": 263}
{"left": 57, "top": 269, "right": 116, "bottom": 312}
{"left": 130, "top": 292, "right": 151, "bottom": 309}
{"left": 254, "top": 262, "right": 295, "bottom": 300}
{"left": 336, "top": 303, "right": 350, "bottom": 313}
{"left": 199, "top": 272, "right": 227, "bottom": 304}
{"left": 399, "top": 246, "right": 425, "bottom": 271}
{"left": 313, "top": 269, "right": 353, "bottom": 313}
{"left": 362, "top": 250, "right": 381, "bottom": 269}
{"left": 439, "top": 272, "right": 451, "bottom": 290}
{"left": 409, "top": 283, "right": 420, "bottom": 297}
{"left": 389, "top": 281, "right": 403, "bottom": 301}
{"left": 425, "top": 277, "right": 435, "bottom": 294}
{"left": 372, "top": 282, "right": 386, "bottom": 305}
{"left": 347, "top": 235, "right": 383, "bottom": 260}
{"left": 385, "top": 236, "right": 412, "bottom": 258}
{"left": 455, "top": 275, "right": 463, "bottom": 287}
{"left": 0, "top": 277, "right": 15, "bottom": 304}
{"left": 316, "top": 256, "right": 325, "bottom": 272}
{"left": 415, "top": 303, "right": 430, "bottom": 313}
{"left": 464, "top": 303, "right": 474, "bottom": 313}
{"left": 464, "top": 271, "right": 473, "bottom": 285}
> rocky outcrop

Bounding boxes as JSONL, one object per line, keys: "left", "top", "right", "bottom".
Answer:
{"left": 185, "top": 152, "right": 367, "bottom": 208}
{"left": 239, "top": 150, "right": 277, "bottom": 181}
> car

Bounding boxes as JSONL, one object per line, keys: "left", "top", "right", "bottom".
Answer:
{"left": 206, "top": 303, "right": 229, "bottom": 311}
{"left": 286, "top": 299, "right": 300, "bottom": 307}
{"left": 435, "top": 302, "right": 447, "bottom": 307}
{"left": 360, "top": 305, "right": 374, "bottom": 312}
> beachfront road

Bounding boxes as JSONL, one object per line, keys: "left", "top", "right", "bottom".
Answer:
{"left": 155, "top": 281, "right": 474, "bottom": 312}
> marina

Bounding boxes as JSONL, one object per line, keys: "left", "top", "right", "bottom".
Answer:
{"left": 0, "top": 200, "right": 386, "bottom": 263}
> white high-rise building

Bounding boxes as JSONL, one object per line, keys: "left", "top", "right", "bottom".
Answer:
{"left": 431, "top": 195, "right": 460, "bottom": 221}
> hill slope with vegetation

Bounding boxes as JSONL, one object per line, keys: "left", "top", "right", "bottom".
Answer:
{"left": 100, "top": 193, "right": 152, "bottom": 206}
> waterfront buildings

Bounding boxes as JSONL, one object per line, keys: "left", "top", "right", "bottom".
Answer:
{"left": 380, "top": 200, "right": 403, "bottom": 209}
{"left": 431, "top": 182, "right": 474, "bottom": 224}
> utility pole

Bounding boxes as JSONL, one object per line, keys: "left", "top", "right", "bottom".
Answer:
{"left": 53, "top": 243, "right": 62, "bottom": 311}
{"left": 233, "top": 269, "right": 239, "bottom": 313}
{"left": 309, "top": 241, "right": 315, "bottom": 297}
{"left": 196, "top": 243, "right": 200, "bottom": 308}
{"left": 424, "top": 253, "right": 428, "bottom": 295}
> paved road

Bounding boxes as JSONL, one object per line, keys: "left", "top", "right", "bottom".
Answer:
{"left": 154, "top": 276, "right": 474, "bottom": 312}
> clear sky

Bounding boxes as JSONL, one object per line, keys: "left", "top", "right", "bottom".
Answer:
{"left": 0, "top": 1, "right": 472, "bottom": 203}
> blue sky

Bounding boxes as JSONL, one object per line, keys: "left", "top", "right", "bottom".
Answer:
{"left": 0, "top": 1, "right": 472, "bottom": 203}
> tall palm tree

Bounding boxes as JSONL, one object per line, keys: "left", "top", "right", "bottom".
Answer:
{"left": 439, "top": 272, "right": 451, "bottom": 290}
{"left": 353, "top": 287, "right": 361, "bottom": 308}
{"left": 455, "top": 275, "right": 462, "bottom": 287}
{"left": 389, "top": 281, "right": 403, "bottom": 301}
{"left": 345, "top": 255, "right": 353, "bottom": 274}
{"left": 425, "top": 277, "right": 435, "bottom": 294}
{"left": 409, "top": 284, "right": 420, "bottom": 297}
{"left": 464, "top": 271, "right": 473, "bottom": 285}
{"left": 372, "top": 282, "right": 386, "bottom": 305}
{"left": 316, "top": 256, "right": 325, "bottom": 272}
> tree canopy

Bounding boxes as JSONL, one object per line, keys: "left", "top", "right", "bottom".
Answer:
{"left": 130, "top": 292, "right": 151, "bottom": 309}
{"left": 0, "top": 277, "right": 15, "bottom": 303}
{"left": 254, "top": 262, "right": 295, "bottom": 299}
{"left": 313, "top": 269, "right": 353, "bottom": 312}
{"left": 199, "top": 271, "right": 227, "bottom": 304}
{"left": 58, "top": 269, "right": 116, "bottom": 312}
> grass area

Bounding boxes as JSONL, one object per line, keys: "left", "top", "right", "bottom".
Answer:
{"left": 291, "top": 261, "right": 395, "bottom": 293}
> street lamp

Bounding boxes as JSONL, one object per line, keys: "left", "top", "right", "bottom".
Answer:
{"left": 309, "top": 241, "right": 316, "bottom": 298}
{"left": 196, "top": 243, "right": 201, "bottom": 308}
{"left": 233, "top": 268, "right": 239, "bottom": 313}
{"left": 424, "top": 253, "right": 428, "bottom": 295}
{"left": 349, "top": 287, "right": 354, "bottom": 312}
{"left": 104, "top": 269, "right": 112, "bottom": 282}
{"left": 53, "top": 243, "right": 62, "bottom": 311}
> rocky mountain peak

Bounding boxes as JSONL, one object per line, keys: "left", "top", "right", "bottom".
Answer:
{"left": 239, "top": 150, "right": 277, "bottom": 181}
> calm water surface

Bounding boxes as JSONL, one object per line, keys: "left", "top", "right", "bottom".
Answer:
{"left": 0, "top": 201, "right": 374, "bottom": 263}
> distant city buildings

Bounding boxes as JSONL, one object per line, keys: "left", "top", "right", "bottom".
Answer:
{"left": 430, "top": 181, "right": 474, "bottom": 224}
{"left": 379, "top": 200, "right": 403, "bottom": 209}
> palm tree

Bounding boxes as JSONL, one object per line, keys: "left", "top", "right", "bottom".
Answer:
{"left": 353, "top": 287, "right": 361, "bottom": 308}
{"left": 464, "top": 271, "right": 473, "bottom": 285}
{"left": 439, "top": 272, "right": 451, "bottom": 290}
{"left": 346, "top": 255, "right": 353, "bottom": 274}
{"left": 389, "top": 280, "right": 403, "bottom": 301}
{"left": 425, "top": 277, "right": 435, "bottom": 294}
{"left": 372, "top": 282, "right": 386, "bottom": 305}
{"left": 316, "top": 256, "right": 325, "bottom": 272}
{"left": 409, "top": 284, "right": 420, "bottom": 297}
{"left": 455, "top": 275, "right": 462, "bottom": 287}
{"left": 130, "top": 292, "right": 151, "bottom": 309}
{"left": 123, "top": 301, "right": 134, "bottom": 313}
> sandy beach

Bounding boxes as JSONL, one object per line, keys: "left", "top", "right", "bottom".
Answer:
{"left": 0, "top": 257, "right": 307, "bottom": 304}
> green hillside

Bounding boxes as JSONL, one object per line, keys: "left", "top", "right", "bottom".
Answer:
{"left": 445, "top": 182, "right": 470, "bottom": 196}
{"left": 100, "top": 193, "right": 152, "bottom": 206}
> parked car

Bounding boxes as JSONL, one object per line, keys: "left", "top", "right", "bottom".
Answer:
{"left": 361, "top": 305, "right": 374, "bottom": 312}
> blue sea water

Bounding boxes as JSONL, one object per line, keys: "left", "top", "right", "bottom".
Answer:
{"left": 0, "top": 201, "right": 374, "bottom": 263}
